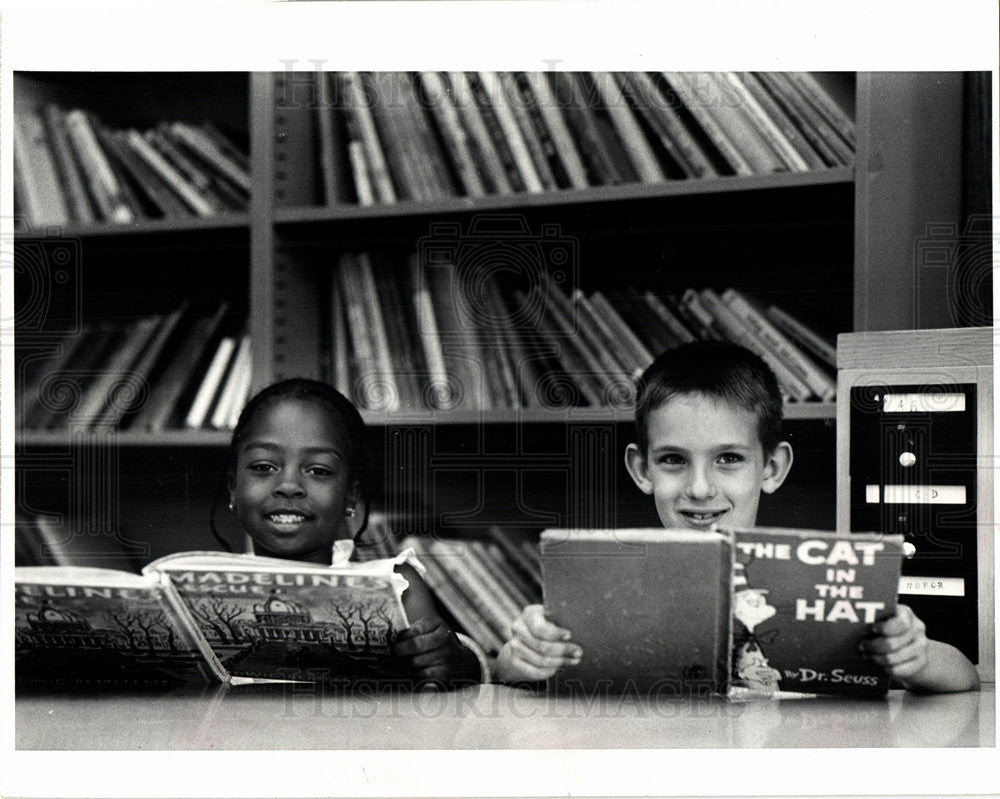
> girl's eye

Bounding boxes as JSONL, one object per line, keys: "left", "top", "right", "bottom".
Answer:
{"left": 306, "top": 465, "right": 334, "bottom": 477}
{"left": 247, "top": 462, "right": 277, "bottom": 473}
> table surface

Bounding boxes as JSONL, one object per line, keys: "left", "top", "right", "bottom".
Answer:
{"left": 15, "top": 681, "right": 995, "bottom": 750}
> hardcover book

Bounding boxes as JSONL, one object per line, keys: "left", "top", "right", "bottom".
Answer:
{"left": 728, "top": 527, "right": 903, "bottom": 698}
{"left": 538, "top": 527, "right": 904, "bottom": 699}
{"left": 540, "top": 528, "right": 733, "bottom": 695}
{"left": 16, "top": 551, "right": 413, "bottom": 687}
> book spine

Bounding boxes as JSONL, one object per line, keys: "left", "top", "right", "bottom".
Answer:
{"left": 717, "top": 72, "right": 811, "bottom": 172}
{"left": 211, "top": 334, "right": 252, "bottom": 429}
{"left": 355, "top": 252, "right": 401, "bottom": 412}
{"left": 484, "top": 542, "right": 542, "bottom": 605}
{"left": 617, "top": 72, "right": 718, "bottom": 179}
{"left": 185, "top": 336, "right": 238, "bottom": 428}
{"left": 225, "top": 337, "right": 254, "bottom": 429}
{"left": 450, "top": 540, "right": 525, "bottom": 621}
{"left": 769, "top": 72, "right": 854, "bottom": 165}
{"left": 315, "top": 71, "right": 341, "bottom": 205}
{"left": 338, "top": 254, "right": 380, "bottom": 409}
{"left": 446, "top": 71, "right": 514, "bottom": 195}
{"left": 661, "top": 72, "right": 754, "bottom": 177}
{"left": 736, "top": 72, "right": 826, "bottom": 170}
{"left": 694, "top": 72, "right": 788, "bottom": 174}
{"left": 499, "top": 71, "right": 558, "bottom": 190}
{"left": 19, "top": 109, "right": 73, "bottom": 225}
{"left": 531, "top": 290, "right": 604, "bottom": 407}
{"left": 168, "top": 122, "right": 252, "bottom": 193}
{"left": 101, "top": 130, "right": 192, "bottom": 219}
{"left": 404, "top": 537, "right": 506, "bottom": 654}
{"left": 92, "top": 123, "right": 147, "bottom": 219}
{"left": 346, "top": 140, "right": 376, "bottom": 206}
{"left": 13, "top": 115, "right": 49, "bottom": 226}
{"left": 156, "top": 573, "right": 231, "bottom": 683}
{"left": 695, "top": 289, "right": 813, "bottom": 401}
{"left": 765, "top": 305, "right": 838, "bottom": 370}
{"left": 489, "top": 526, "right": 543, "bottom": 586}
{"left": 127, "top": 130, "right": 217, "bottom": 216}
{"left": 372, "top": 255, "right": 423, "bottom": 411}
{"left": 426, "top": 540, "right": 515, "bottom": 643}
{"left": 467, "top": 73, "right": 527, "bottom": 192}
{"left": 495, "top": 287, "right": 546, "bottom": 409}
{"left": 572, "top": 290, "right": 641, "bottom": 375}
{"left": 643, "top": 290, "right": 697, "bottom": 344}
{"left": 467, "top": 540, "right": 536, "bottom": 609}
{"left": 590, "top": 72, "right": 664, "bottom": 184}
{"left": 785, "top": 72, "right": 856, "bottom": 147}
{"left": 399, "top": 72, "right": 456, "bottom": 199}
{"left": 676, "top": 290, "right": 725, "bottom": 340}
{"left": 328, "top": 269, "right": 352, "bottom": 396}
{"left": 721, "top": 288, "right": 836, "bottom": 401}
{"left": 753, "top": 72, "right": 844, "bottom": 167}
{"left": 342, "top": 72, "right": 398, "bottom": 203}
{"left": 41, "top": 105, "right": 95, "bottom": 223}
{"left": 477, "top": 71, "right": 544, "bottom": 192}
{"left": 606, "top": 290, "right": 679, "bottom": 357}
{"left": 62, "top": 110, "right": 135, "bottom": 223}
{"left": 408, "top": 255, "right": 453, "bottom": 410}
{"left": 418, "top": 71, "right": 487, "bottom": 198}
{"left": 589, "top": 290, "right": 654, "bottom": 371}
{"left": 522, "top": 72, "right": 590, "bottom": 189}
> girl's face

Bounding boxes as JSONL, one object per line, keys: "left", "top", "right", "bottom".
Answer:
{"left": 230, "top": 397, "right": 359, "bottom": 565}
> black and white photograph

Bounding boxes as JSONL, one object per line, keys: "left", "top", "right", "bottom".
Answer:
{"left": 1, "top": 2, "right": 997, "bottom": 798}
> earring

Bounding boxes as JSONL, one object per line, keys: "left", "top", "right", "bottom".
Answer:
{"left": 228, "top": 498, "right": 235, "bottom": 511}
{"left": 345, "top": 506, "right": 356, "bottom": 518}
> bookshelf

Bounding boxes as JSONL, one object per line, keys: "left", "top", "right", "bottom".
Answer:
{"left": 15, "top": 71, "right": 981, "bottom": 564}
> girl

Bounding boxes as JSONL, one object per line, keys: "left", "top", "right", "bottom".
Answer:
{"left": 222, "top": 378, "right": 483, "bottom": 689}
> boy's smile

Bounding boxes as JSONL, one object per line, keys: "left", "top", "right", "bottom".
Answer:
{"left": 625, "top": 393, "right": 792, "bottom": 531}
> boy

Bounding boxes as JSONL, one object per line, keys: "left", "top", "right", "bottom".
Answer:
{"left": 494, "top": 342, "right": 979, "bottom": 693}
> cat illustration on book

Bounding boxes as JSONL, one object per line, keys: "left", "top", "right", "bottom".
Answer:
{"left": 732, "top": 561, "right": 782, "bottom": 691}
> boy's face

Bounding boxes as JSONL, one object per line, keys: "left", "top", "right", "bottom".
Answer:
{"left": 625, "top": 393, "right": 792, "bottom": 531}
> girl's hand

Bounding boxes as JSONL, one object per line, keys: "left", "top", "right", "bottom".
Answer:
{"left": 392, "top": 616, "right": 481, "bottom": 689}
{"left": 494, "top": 604, "right": 582, "bottom": 684}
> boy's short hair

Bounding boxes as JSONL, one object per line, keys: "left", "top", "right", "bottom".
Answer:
{"left": 634, "top": 342, "right": 784, "bottom": 458}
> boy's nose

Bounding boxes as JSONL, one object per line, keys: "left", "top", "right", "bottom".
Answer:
{"left": 685, "top": 466, "right": 717, "bottom": 499}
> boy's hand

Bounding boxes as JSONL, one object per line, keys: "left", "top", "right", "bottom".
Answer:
{"left": 494, "top": 604, "right": 582, "bottom": 684}
{"left": 860, "top": 604, "right": 929, "bottom": 685}
{"left": 392, "top": 616, "right": 480, "bottom": 689}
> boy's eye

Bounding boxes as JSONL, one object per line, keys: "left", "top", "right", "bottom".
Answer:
{"left": 718, "top": 452, "right": 745, "bottom": 465}
{"left": 658, "top": 453, "right": 686, "bottom": 466}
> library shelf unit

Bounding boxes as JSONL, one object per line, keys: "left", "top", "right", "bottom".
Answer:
{"left": 14, "top": 70, "right": 972, "bottom": 566}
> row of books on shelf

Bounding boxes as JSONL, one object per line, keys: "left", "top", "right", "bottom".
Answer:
{"left": 328, "top": 253, "right": 838, "bottom": 413}
{"left": 19, "top": 303, "right": 250, "bottom": 433}
{"left": 315, "top": 71, "right": 855, "bottom": 206}
{"left": 14, "top": 104, "right": 250, "bottom": 228}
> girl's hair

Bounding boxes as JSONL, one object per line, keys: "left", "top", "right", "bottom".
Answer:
{"left": 633, "top": 342, "right": 784, "bottom": 458}
{"left": 211, "top": 379, "right": 372, "bottom": 549}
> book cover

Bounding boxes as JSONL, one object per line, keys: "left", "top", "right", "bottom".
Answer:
{"left": 540, "top": 528, "right": 733, "bottom": 695}
{"left": 15, "top": 566, "right": 228, "bottom": 688}
{"left": 144, "top": 552, "right": 411, "bottom": 683}
{"left": 727, "top": 527, "right": 903, "bottom": 698}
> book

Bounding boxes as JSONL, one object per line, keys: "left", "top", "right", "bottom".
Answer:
{"left": 540, "top": 528, "right": 733, "bottom": 695}
{"left": 63, "top": 110, "right": 135, "bottom": 223}
{"left": 766, "top": 305, "right": 838, "bottom": 370}
{"left": 589, "top": 290, "right": 655, "bottom": 373}
{"left": 446, "top": 71, "right": 514, "bottom": 195}
{"left": 488, "top": 526, "right": 543, "bottom": 587}
{"left": 721, "top": 288, "right": 836, "bottom": 401}
{"left": 398, "top": 72, "right": 456, "bottom": 199}
{"left": 15, "top": 566, "right": 228, "bottom": 688}
{"left": 728, "top": 527, "right": 903, "bottom": 698}
{"left": 590, "top": 72, "right": 664, "bottom": 184}
{"left": 101, "top": 130, "right": 194, "bottom": 219}
{"left": 498, "top": 71, "right": 558, "bottom": 191}
{"left": 315, "top": 71, "right": 342, "bottom": 205}
{"left": 736, "top": 72, "right": 826, "bottom": 171}
{"left": 466, "top": 72, "right": 528, "bottom": 193}
{"left": 785, "top": 72, "right": 856, "bottom": 148}
{"left": 538, "top": 527, "right": 904, "bottom": 699}
{"left": 42, "top": 105, "right": 96, "bottom": 223}
{"left": 14, "top": 110, "right": 72, "bottom": 227}
{"left": 143, "top": 551, "right": 411, "bottom": 683}
{"left": 643, "top": 290, "right": 697, "bottom": 345}
{"left": 419, "top": 71, "right": 487, "bottom": 198}
{"left": 342, "top": 72, "right": 397, "bottom": 203}
{"left": 184, "top": 335, "right": 238, "bottom": 428}
{"left": 477, "top": 71, "right": 545, "bottom": 193}
{"left": 521, "top": 72, "right": 589, "bottom": 190}
{"left": 355, "top": 253, "right": 402, "bottom": 412}
{"left": 574, "top": 73, "right": 639, "bottom": 184}
{"left": 210, "top": 334, "right": 252, "bottom": 429}
{"left": 661, "top": 72, "right": 754, "bottom": 177}
{"left": 128, "top": 130, "right": 218, "bottom": 217}
{"left": 407, "top": 255, "right": 453, "bottom": 410}
{"left": 168, "top": 122, "right": 252, "bottom": 194}
{"left": 752, "top": 72, "right": 845, "bottom": 168}
{"left": 372, "top": 255, "right": 424, "bottom": 411}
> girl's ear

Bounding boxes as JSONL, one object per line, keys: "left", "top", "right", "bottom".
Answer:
{"left": 761, "top": 441, "right": 794, "bottom": 494}
{"left": 625, "top": 443, "right": 654, "bottom": 495}
{"left": 344, "top": 480, "right": 366, "bottom": 538}
{"left": 226, "top": 473, "right": 236, "bottom": 511}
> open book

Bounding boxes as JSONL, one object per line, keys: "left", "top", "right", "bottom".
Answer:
{"left": 539, "top": 527, "right": 904, "bottom": 698}
{"left": 15, "top": 551, "right": 410, "bottom": 688}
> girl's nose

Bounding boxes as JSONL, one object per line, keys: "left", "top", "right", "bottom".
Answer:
{"left": 275, "top": 469, "right": 305, "bottom": 496}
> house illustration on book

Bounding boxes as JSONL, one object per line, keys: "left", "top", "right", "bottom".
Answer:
{"left": 252, "top": 593, "right": 328, "bottom": 643}
{"left": 18, "top": 600, "right": 127, "bottom": 650}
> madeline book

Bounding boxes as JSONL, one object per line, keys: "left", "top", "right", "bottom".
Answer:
{"left": 15, "top": 550, "right": 411, "bottom": 688}
{"left": 538, "top": 527, "right": 904, "bottom": 699}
